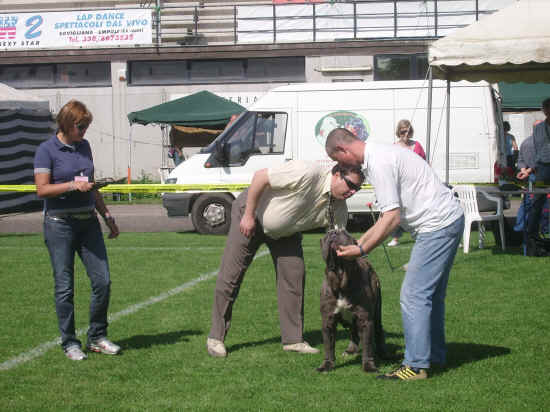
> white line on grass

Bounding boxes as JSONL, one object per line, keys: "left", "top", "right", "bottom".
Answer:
{"left": 0, "top": 249, "right": 270, "bottom": 371}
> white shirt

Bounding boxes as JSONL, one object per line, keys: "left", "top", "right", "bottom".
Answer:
{"left": 363, "top": 141, "right": 463, "bottom": 234}
{"left": 257, "top": 160, "right": 347, "bottom": 239}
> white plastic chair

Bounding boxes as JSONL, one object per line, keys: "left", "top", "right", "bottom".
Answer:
{"left": 452, "top": 185, "right": 506, "bottom": 253}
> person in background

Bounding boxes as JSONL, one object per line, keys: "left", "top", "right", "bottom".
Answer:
{"left": 504, "top": 121, "right": 519, "bottom": 170}
{"left": 34, "top": 100, "right": 121, "bottom": 361}
{"left": 168, "top": 129, "right": 184, "bottom": 167}
{"left": 325, "top": 128, "right": 464, "bottom": 381}
{"left": 516, "top": 98, "right": 550, "bottom": 255}
{"left": 206, "top": 161, "right": 364, "bottom": 358}
{"left": 226, "top": 113, "right": 239, "bottom": 130}
{"left": 387, "top": 119, "right": 427, "bottom": 247}
{"left": 514, "top": 120, "right": 542, "bottom": 234}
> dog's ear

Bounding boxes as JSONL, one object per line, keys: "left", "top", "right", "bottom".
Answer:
{"left": 326, "top": 246, "right": 338, "bottom": 272}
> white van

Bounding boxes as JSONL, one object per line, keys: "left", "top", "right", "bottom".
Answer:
{"left": 163, "top": 80, "right": 506, "bottom": 234}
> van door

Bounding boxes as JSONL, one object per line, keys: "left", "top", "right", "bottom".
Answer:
{"left": 218, "top": 111, "right": 289, "bottom": 184}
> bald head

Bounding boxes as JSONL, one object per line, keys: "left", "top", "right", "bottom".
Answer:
{"left": 325, "top": 127, "right": 359, "bottom": 156}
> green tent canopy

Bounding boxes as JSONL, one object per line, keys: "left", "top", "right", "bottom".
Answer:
{"left": 498, "top": 82, "right": 550, "bottom": 110}
{"left": 127, "top": 90, "right": 245, "bottom": 127}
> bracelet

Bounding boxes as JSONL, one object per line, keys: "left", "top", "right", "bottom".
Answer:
{"left": 68, "top": 181, "right": 76, "bottom": 192}
{"left": 358, "top": 244, "right": 367, "bottom": 257}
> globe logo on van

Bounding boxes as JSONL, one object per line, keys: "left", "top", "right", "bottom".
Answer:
{"left": 314, "top": 112, "right": 370, "bottom": 147}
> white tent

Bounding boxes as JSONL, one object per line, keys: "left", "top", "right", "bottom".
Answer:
{"left": 0, "top": 83, "right": 50, "bottom": 111}
{"left": 429, "top": 0, "right": 550, "bottom": 83}
{"left": 0, "top": 83, "right": 53, "bottom": 214}
{"left": 426, "top": 0, "right": 550, "bottom": 182}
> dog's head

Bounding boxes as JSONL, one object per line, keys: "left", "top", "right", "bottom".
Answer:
{"left": 321, "top": 229, "right": 357, "bottom": 291}
{"left": 321, "top": 229, "right": 356, "bottom": 264}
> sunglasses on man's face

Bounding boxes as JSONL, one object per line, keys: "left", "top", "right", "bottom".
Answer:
{"left": 76, "top": 123, "right": 89, "bottom": 132}
{"left": 398, "top": 129, "right": 410, "bottom": 136}
{"left": 342, "top": 175, "right": 362, "bottom": 192}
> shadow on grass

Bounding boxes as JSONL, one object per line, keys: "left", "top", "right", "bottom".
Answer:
{"left": 312, "top": 330, "right": 404, "bottom": 371}
{"left": 228, "top": 329, "right": 404, "bottom": 359}
{"left": 442, "top": 342, "right": 511, "bottom": 371}
{"left": 322, "top": 341, "right": 510, "bottom": 373}
{"left": 117, "top": 329, "right": 202, "bottom": 350}
{"left": 304, "top": 329, "right": 403, "bottom": 346}
{"left": 227, "top": 336, "right": 282, "bottom": 352}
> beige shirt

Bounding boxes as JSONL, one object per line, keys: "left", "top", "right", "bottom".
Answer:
{"left": 257, "top": 161, "right": 347, "bottom": 239}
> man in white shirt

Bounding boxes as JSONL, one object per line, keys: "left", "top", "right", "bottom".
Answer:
{"left": 207, "top": 160, "right": 364, "bottom": 358}
{"left": 325, "top": 128, "right": 464, "bottom": 381}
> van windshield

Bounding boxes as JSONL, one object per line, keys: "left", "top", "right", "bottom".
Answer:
{"left": 202, "top": 111, "right": 287, "bottom": 162}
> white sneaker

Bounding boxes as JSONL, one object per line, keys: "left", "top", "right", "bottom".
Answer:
{"left": 65, "top": 345, "right": 87, "bottom": 361}
{"left": 87, "top": 338, "right": 121, "bottom": 355}
{"left": 207, "top": 338, "right": 227, "bottom": 358}
{"left": 387, "top": 238, "right": 399, "bottom": 247}
{"left": 283, "top": 341, "right": 320, "bottom": 354}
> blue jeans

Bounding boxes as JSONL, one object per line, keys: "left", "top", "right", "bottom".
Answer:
{"left": 527, "top": 163, "right": 550, "bottom": 237}
{"left": 400, "top": 215, "right": 464, "bottom": 369}
{"left": 44, "top": 215, "right": 111, "bottom": 350}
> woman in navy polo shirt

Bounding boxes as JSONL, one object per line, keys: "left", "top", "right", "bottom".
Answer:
{"left": 34, "top": 100, "right": 121, "bottom": 361}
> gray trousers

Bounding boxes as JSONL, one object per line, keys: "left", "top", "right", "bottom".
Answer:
{"left": 208, "top": 190, "right": 305, "bottom": 345}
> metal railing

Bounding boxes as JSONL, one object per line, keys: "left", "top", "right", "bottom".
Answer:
{"left": 0, "top": 0, "right": 511, "bottom": 48}
{"left": 151, "top": 0, "right": 508, "bottom": 47}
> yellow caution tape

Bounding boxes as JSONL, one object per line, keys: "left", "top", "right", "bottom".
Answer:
{"left": 0, "top": 184, "right": 250, "bottom": 193}
{"left": 1, "top": 182, "right": 547, "bottom": 194}
{"left": 0, "top": 183, "right": 372, "bottom": 193}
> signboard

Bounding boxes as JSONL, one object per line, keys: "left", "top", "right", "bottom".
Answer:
{"left": 0, "top": 9, "right": 152, "bottom": 50}
{"left": 171, "top": 92, "right": 266, "bottom": 109}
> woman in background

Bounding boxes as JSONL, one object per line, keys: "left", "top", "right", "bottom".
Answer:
{"left": 387, "top": 119, "right": 427, "bottom": 247}
{"left": 34, "top": 100, "right": 121, "bottom": 361}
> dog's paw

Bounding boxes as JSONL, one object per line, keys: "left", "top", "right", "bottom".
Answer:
{"left": 362, "top": 361, "right": 379, "bottom": 373}
{"left": 316, "top": 361, "right": 335, "bottom": 373}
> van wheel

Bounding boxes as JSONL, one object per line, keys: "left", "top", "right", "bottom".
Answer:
{"left": 191, "top": 193, "right": 234, "bottom": 235}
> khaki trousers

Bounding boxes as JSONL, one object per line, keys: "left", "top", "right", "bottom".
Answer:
{"left": 208, "top": 190, "right": 305, "bottom": 345}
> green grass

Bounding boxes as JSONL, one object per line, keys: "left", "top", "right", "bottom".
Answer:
{"left": 1, "top": 231, "right": 548, "bottom": 411}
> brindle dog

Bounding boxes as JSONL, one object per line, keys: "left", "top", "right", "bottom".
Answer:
{"left": 317, "top": 229, "right": 386, "bottom": 373}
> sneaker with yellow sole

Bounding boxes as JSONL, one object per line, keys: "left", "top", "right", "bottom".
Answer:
{"left": 376, "top": 365, "right": 428, "bottom": 381}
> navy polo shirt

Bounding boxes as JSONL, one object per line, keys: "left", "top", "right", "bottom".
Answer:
{"left": 34, "top": 134, "right": 96, "bottom": 213}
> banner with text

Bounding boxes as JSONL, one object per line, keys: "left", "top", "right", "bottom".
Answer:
{"left": 0, "top": 9, "right": 152, "bottom": 50}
